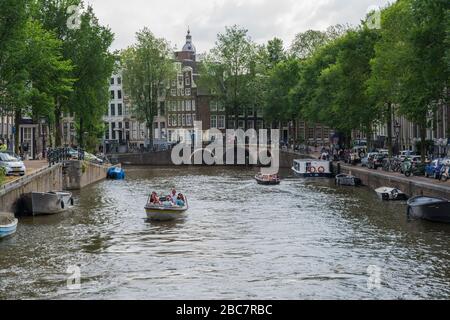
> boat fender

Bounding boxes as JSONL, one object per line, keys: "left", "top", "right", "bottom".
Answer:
{"left": 60, "top": 200, "right": 65, "bottom": 210}
{"left": 317, "top": 166, "right": 325, "bottom": 173}
{"left": 309, "top": 167, "right": 317, "bottom": 173}
{"left": 70, "top": 198, "right": 74, "bottom": 206}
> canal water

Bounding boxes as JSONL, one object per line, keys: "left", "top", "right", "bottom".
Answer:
{"left": 1, "top": 166, "right": 450, "bottom": 300}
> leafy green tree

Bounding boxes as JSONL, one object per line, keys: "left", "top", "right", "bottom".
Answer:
{"left": 200, "top": 25, "right": 258, "bottom": 129}
{"left": 122, "top": 28, "right": 175, "bottom": 145}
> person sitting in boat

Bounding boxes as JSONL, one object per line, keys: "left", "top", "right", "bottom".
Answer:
{"left": 161, "top": 195, "right": 174, "bottom": 207}
{"left": 170, "top": 188, "right": 178, "bottom": 203}
{"left": 149, "top": 192, "right": 161, "bottom": 205}
{"left": 176, "top": 193, "right": 185, "bottom": 207}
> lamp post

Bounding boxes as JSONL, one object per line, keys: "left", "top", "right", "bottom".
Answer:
{"left": 394, "top": 120, "right": 401, "bottom": 156}
{"left": 40, "top": 117, "right": 47, "bottom": 159}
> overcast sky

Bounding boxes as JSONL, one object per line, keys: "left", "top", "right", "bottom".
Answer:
{"left": 87, "top": 0, "right": 392, "bottom": 53}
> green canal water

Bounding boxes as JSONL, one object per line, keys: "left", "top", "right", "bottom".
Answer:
{"left": 1, "top": 166, "right": 450, "bottom": 299}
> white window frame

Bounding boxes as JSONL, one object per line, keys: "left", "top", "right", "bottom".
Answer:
{"left": 218, "top": 115, "right": 226, "bottom": 129}
{"left": 210, "top": 115, "right": 217, "bottom": 129}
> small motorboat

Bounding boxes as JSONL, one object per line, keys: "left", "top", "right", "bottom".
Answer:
{"left": 255, "top": 173, "right": 280, "bottom": 185}
{"left": 335, "top": 173, "right": 361, "bottom": 186}
{"left": 375, "top": 187, "right": 408, "bottom": 201}
{"left": 292, "top": 160, "right": 333, "bottom": 178}
{"left": 0, "top": 213, "right": 18, "bottom": 238}
{"left": 107, "top": 166, "right": 125, "bottom": 180}
{"left": 145, "top": 196, "right": 189, "bottom": 221}
{"left": 407, "top": 196, "right": 450, "bottom": 223}
{"left": 18, "top": 191, "right": 74, "bottom": 216}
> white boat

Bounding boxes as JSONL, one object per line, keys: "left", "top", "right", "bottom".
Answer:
{"left": 0, "top": 213, "right": 18, "bottom": 238}
{"left": 145, "top": 197, "right": 188, "bottom": 221}
{"left": 335, "top": 173, "right": 361, "bottom": 186}
{"left": 292, "top": 160, "right": 333, "bottom": 178}
{"left": 375, "top": 187, "right": 408, "bottom": 201}
{"left": 20, "top": 191, "right": 74, "bottom": 216}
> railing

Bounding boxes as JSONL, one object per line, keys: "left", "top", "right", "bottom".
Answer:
{"left": 47, "top": 148, "right": 85, "bottom": 166}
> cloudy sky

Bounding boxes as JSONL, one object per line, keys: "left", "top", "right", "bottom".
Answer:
{"left": 88, "top": 0, "right": 392, "bottom": 53}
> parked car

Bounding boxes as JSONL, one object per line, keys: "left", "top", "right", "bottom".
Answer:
{"left": 399, "top": 150, "right": 417, "bottom": 161}
{"left": 368, "top": 153, "right": 387, "bottom": 170}
{"left": 0, "top": 152, "right": 26, "bottom": 176}
{"left": 425, "top": 159, "right": 446, "bottom": 179}
{"left": 85, "top": 152, "right": 104, "bottom": 165}
{"left": 361, "top": 152, "right": 378, "bottom": 167}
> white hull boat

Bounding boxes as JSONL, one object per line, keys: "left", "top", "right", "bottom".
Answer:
{"left": 145, "top": 197, "right": 188, "bottom": 221}
{"left": 20, "top": 191, "right": 74, "bottom": 216}
{"left": 0, "top": 213, "right": 18, "bottom": 238}
{"left": 375, "top": 187, "right": 408, "bottom": 201}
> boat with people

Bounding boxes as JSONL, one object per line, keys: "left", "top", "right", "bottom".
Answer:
{"left": 0, "top": 213, "right": 18, "bottom": 238}
{"left": 375, "top": 187, "right": 408, "bottom": 201}
{"left": 145, "top": 189, "right": 188, "bottom": 221}
{"left": 407, "top": 196, "right": 450, "bottom": 223}
{"left": 18, "top": 191, "right": 74, "bottom": 216}
{"left": 335, "top": 173, "right": 361, "bottom": 186}
{"left": 255, "top": 173, "right": 281, "bottom": 185}
{"left": 292, "top": 160, "right": 333, "bottom": 178}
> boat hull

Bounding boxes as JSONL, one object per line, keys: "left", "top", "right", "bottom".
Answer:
{"left": 0, "top": 219, "right": 18, "bottom": 238}
{"left": 375, "top": 188, "right": 408, "bottom": 201}
{"left": 407, "top": 197, "right": 450, "bottom": 223}
{"left": 255, "top": 175, "right": 280, "bottom": 185}
{"left": 145, "top": 208, "right": 187, "bottom": 221}
{"left": 30, "top": 192, "right": 73, "bottom": 216}
{"left": 292, "top": 170, "right": 333, "bottom": 178}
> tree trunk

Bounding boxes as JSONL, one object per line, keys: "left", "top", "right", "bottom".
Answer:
{"left": 14, "top": 109, "right": 21, "bottom": 155}
{"left": 386, "top": 103, "right": 393, "bottom": 157}
{"left": 54, "top": 97, "right": 62, "bottom": 147}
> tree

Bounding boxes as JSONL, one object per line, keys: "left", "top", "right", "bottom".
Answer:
{"left": 200, "top": 25, "right": 258, "bottom": 129}
{"left": 122, "top": 28, "right": 175, "bottom": 145}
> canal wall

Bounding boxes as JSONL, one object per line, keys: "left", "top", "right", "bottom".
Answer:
{"left": 111, "top": 150, "right": 312, "bottom": 168}
{"left": 340, "top": 165, "right": 450, "bottom": 199}
{"left": 63, "top": 160, "right": 110, "bottom": 190}
{"left": 0, "top": 164, "right": 63, "bottom": 213}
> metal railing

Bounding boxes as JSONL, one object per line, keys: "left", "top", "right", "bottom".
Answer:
{"left": 47, "top": 147, "right": 85, "bottom": 166}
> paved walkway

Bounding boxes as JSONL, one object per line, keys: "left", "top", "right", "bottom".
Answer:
{"left": 4, "top": 160, "right": 48, "bottom": 184}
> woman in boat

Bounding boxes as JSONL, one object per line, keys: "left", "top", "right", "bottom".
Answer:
{"left": 149, "top": 192, "right": 161, "bottom": 205}
{"left": 176, "top": 194, "right": 185, "bottom": 207}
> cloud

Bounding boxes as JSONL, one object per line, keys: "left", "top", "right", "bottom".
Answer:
{"left": 87, "top": 0, "right": 391, "bottom": 52}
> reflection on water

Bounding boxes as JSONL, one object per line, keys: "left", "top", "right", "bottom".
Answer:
{"left": 1, "top": 166, "right": 450, "bottom": 300}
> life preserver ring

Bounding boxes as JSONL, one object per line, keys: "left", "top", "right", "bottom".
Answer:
{"left": 317, "top": 166, "right": 325, "bottom": 173}
{"left": 309, "top": 166, "right": 317, "bottom": 173}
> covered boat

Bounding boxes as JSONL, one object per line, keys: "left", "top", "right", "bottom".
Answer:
{"left": 0, "top": 213, "right": 18, "bottom": 238}
{"left": 407, "top": 196, "right": 450, "bottom": 223}
{"left": 335, "top": 173, "right": 361, "bottom": 186}
{"left": 107, "top": 167, "right": 125, "bottom": 180}
{"left": 19, "top": 191, "right": 74, "bottom": 216}
{"left": 255, "top": 173, "right": 280, "bottom": 185}
{"left": 145, "top": 196, "right": 189, "bottom": 221}
{"left": 292, "top": 160, "right": 333, "bottom": 178}
{"left": 375, "top": 187, "right": 408, "bottom": 201}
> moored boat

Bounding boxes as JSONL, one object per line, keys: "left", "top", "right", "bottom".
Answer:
{"left": 18, "top": 191, "right": 74, "bottom": 216}
{"left": 107, "top": 166, "right": 125, "bottom": 180}
{"left": 0, "top": 213, "right": 18, "bottom": 238}
{"left": 255, "top": 173, "right": 280, "bottom": 185}
{"left": 407, "top": 196, "right": 450, "bottom": 223}
{"left": 335, "top": 173, "right": 361, "bottom": 186}
{"left": 292, "top": 160, "right": 333, "bottom": 178}
{"left": 145, "top": 196, "right": 188, "bottom": 221}
{"left": 375, "top": 187, "right": 408, "bottom": 201}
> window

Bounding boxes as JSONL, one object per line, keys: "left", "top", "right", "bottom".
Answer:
{"left": 111, "top": 122, "right": 116, "bottom": 140}
{"left": 247, "top": 120, "right": 254, "bottom": 129}
{"left": 110, "top": 90, "right": 115, "bottom": 100}
{"left": 178, "top": 100, "right": 182, "bottom": 112}
{"left": 178, "top": 114, "right": 182, "bottom": 127}
{"left": 210, "top": 116, "right": 217, "bottom": 128}
{"left": 178, "top": 75, "right": 183, "bottom": 86}
{"left": 181, "top": 101, "right": 185, "bottom": 112}
{"left": 110, "top": 78, "right": 115, "bottom": 85}
{"left": 256, "top": 120, "right": 263, "bottom": 130}
{"left": 186, "top": 100, "right": 192, "bottom": 111}
{"left": 117, "top": 90, "right": 122, "bottom": 99}
{"left": 154, "top": 122, "right": 159, "bottom": 129}
{"left": 228, "top": 120, "right": 236, "bottom": 129}
{"left": 182, "top": 115, "right": 186, "bottom": 126}
{"left": 248, "top": 107, "right": 255, "bottom": 117}
{"left": 172, "top": 80, "right": 177, "bottom": 87}
{"left": 118, "top": 103, "right": 123, "bottom": 116}
{"left": 178, "top": 88, "right": 183, "bottom": 96}
{"left": 159, "top": 101, "right": 165, "bottom": 116}
{"left": 218, "top": 101, "right": 225, "bottom": 112}
{"left": 210, "top": 101, "right": 218, "bottom": 112}
{"left": 125, "top": 122, "right": 130, "bottom": 130}
{"left": 171, "top": 89, "right": 176, "bottom": 96}
{"left": 186, "top": 114, "right": 192, "bottom": 126}
{"left": 192, "top": 100, "right": 196, "bottom": 111}
{"left": 117, "top": 77, "right": 122, "bottom": 85}
{"left": 185, "top": 88, "right": 191, "bottom": 96}
{"left": 238, "top": 120, "right": 245, "bottom": 129}
{"left": 105, "top": 123, "right": 110, "bottom": 140}
{"left": 185, "top": 76, "right": 191, "bottom": 86}
{"left": 218, "top": 115, "right": 226, "bottom": 129}
{"left": 110, "top": 104, "right": 115, "bottom": 116}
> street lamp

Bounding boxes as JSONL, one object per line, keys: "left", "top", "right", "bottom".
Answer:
{"left": 40, "top": 117, "right": 47, "bottom": 159}
{"left": 394, "top": 120, "right": 401, "bottom": 155}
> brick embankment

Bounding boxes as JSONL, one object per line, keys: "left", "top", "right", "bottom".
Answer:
{"left": 340, "top": 164, "right": 450, "bottom": 199}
